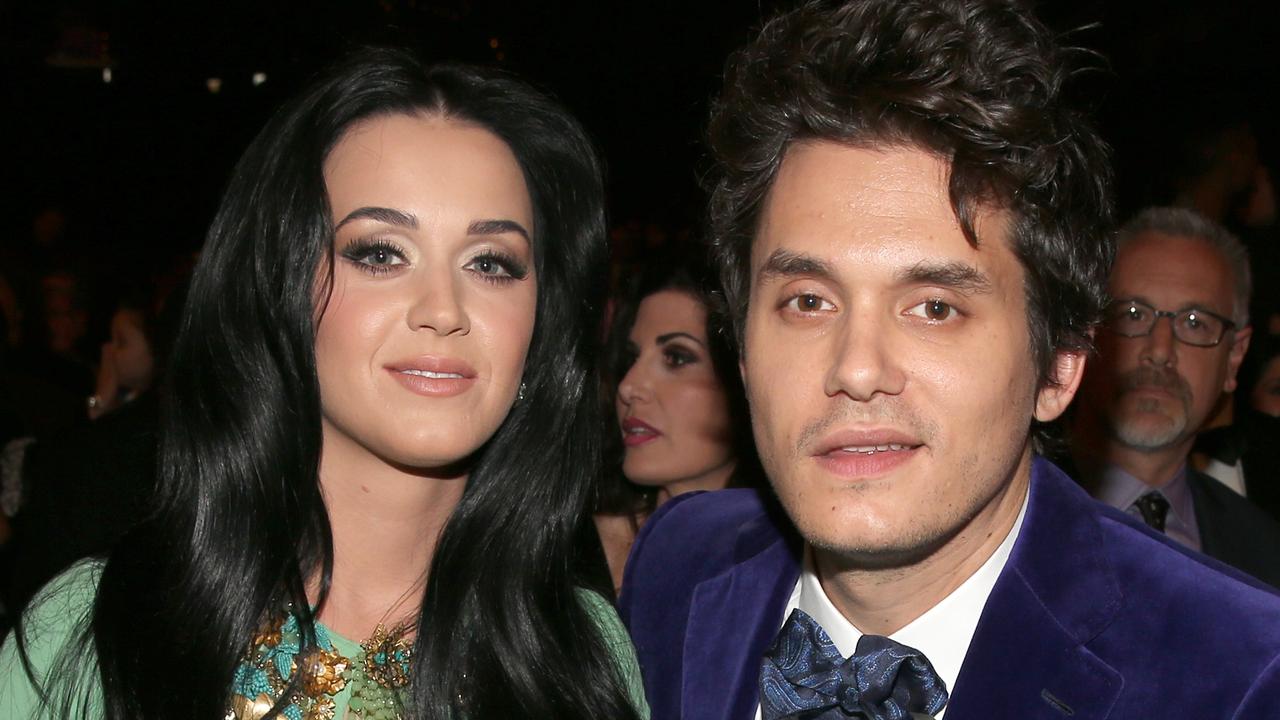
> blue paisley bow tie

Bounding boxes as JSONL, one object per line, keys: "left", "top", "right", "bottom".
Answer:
{"left": 759, "top": 608, "right": 948, "bottom": 720}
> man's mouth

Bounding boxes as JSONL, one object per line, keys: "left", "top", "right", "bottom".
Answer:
{"left": 828, "top": 443, "right": 913, "bottom": 454}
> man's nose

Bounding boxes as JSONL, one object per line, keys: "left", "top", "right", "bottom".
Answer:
{"left": 1139, "top": 314, "right": 1178, "bottom": 368}
{"left": 823, "top": 310, "right": 906, "bottom": 401}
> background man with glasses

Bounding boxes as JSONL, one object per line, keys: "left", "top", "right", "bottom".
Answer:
{"left": 1070, "top": 206, "right": 1280, "bottom": 586}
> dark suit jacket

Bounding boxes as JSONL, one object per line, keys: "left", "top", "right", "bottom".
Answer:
{"left": 1187, "top": 467, "right": 1280, "bottom": 587}
{"left": 619, "top": 458, "right": 1280, "bottom": 720}
{"left": 1195, "top": 410, "right": 1280, "bottom": 523}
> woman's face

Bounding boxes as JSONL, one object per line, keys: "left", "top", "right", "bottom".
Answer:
{"left": 616, "top": 289, "right": 736, "bottom": 495}
{"left": 1251, "top": 355, "right": 1280, "bottom": 417}
{"left": 111, "top": 308, "right": 154, "bottom": 391}
{"left": 315, "top": 114, "right": 537, "bottom": 471}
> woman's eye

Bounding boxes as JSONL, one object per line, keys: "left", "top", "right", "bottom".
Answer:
{"left": 663, "top": 347, "right": 697, "bottom": 368}
{"left": 470, "top": 256, "right": 509, "bottom": 277}
{"left": 784, "top": 293, "right": 835, "bottom": 313}
{"left": 907, "top": 299, "right": 956, "bottom": 322}
{"left": 466, "top": 253, "right": 528, "bottom": 281}
{"left": 341, "top": 241, "right": 407, "bottom": 273}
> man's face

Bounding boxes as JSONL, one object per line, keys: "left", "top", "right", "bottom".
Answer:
{"left": 743, "top": 142, "right": 1079, "bottom": 566}
{"left": 1083, "top": 232, "right": 1251, "bottom": 451}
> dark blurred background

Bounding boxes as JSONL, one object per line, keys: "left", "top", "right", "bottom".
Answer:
{"left": 1, "top": 0, "right": 1277, "bottom": 273}
{"left": 1, "top": 0, "right": 1279, "bottom": 627}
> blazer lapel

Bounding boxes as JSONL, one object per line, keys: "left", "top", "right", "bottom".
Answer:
{"left": 681, "top": 516, "right": 801, "bottom": 720}
{"left": 946, "top": 459, "right": 1123, "bottom": 720}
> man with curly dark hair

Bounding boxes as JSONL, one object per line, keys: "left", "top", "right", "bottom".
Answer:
{"left": 619, "top": 2, "right": 1280, "bottom": 718}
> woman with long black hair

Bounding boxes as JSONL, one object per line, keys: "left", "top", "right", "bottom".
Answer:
{"left": 0, "top": 48, "right": 647, "bottom": 720}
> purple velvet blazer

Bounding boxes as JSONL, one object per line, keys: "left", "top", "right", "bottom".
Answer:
{"left": 618, "top": 457, "right": 1280, "bottom": 720}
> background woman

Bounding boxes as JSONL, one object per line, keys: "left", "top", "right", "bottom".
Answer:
{"left": 86, "top": 292, "right": 158, "bottom": 421}
{"left": 1, "top": 48, "right": 645, "bottom": 720}
{"left": 593, "top": 248, "right": 760, "bottom": 593}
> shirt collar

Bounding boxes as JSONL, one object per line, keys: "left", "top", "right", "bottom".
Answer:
{"left": 1094, "top": 462, "right": 1186, "bottom": 509}
{"left": 1093, "top": 462, "right": 1199, "bottom": 551}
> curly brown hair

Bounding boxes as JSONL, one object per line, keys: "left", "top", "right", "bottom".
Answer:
{"left": 708, "top": 0, "right": 1115, "bottom": 396}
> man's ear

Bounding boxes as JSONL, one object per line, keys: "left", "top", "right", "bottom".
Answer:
{"left": 1223, "top": 325, "right": 1253, "bottom": 393}
{"left": 1035, "top": 350, "right": 1087, "bottom": 422}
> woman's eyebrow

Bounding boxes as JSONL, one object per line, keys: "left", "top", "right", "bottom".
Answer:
{"left": 656, "top": 332, "right": 704, "bottom": 347}
{"left": 335, "top": 206, "right": 418, "bottom": 230}
{"left": 469, "top": 218, "right": 531, "bottom": 243}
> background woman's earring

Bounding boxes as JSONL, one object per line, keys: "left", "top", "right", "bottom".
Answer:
{"left": 517, "top": 381, "right": 527, "bottom": 403}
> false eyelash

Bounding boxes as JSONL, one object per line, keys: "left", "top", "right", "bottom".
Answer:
{"left": 340, "top": 237, "right": 407, "bottom": 275}
{"left": 468, "top": 250, "right": 530, "bottom": 282}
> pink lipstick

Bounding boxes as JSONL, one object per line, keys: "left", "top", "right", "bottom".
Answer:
{"left": 385, "top": 356, "right": 477, "bottom": 398}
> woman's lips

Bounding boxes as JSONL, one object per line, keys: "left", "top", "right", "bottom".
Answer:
{"left": 386, "top": 357, "right": 477, "bottom": 398}
{"left": 622, "top": 417, "right": 661, "bottom": 447}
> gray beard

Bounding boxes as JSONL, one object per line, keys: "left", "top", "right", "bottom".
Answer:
{"left": 1108, "top": 395, "right": 1189, "bottom": 450}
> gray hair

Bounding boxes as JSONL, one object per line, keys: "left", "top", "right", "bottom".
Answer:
{"left": 1116, "top": 207, "right": 1252, "bottom": 326}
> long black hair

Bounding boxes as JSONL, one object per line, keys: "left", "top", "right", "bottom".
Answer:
{"left": 597, "top": 244, "right": 762, "bottom": 518}
{"left": 24, "top": 47, "right": 636, "bottom": 720}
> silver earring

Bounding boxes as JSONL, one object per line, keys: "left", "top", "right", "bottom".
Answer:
{"left": 517, "top": 381, "right": 527, "bottom": 403}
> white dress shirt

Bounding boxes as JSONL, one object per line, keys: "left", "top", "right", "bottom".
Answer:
{"left": 1201, "top": 457, "right": 1247, "bottom": 497}
{"left": 754, "top": 492, "right": 1028, "bottom": 720}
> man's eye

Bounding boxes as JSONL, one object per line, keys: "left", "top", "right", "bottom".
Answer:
{"left": 784, "top": 294, "right": 835, "bottom": 313}
{"left": 906, "top": 299, "right": 956, "bottom": 321}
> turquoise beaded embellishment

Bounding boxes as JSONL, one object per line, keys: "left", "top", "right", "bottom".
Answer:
{"left": 227, "top": 612, "right": 412, "bottom": 720}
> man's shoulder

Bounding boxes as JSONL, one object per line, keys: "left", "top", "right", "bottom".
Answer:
{"left": 618, "top": 488, "right": 796, "bottom": 622}
{"left": 626, "top": 489, "right": 789, "bottom": 580}
{"left": 1088, "top": 508, "right": 1280, "bottom": 708}
{"left": 1021, "top": 459, "right": 1280, "bottom": 635}
{"left": 1186, "top": 467, "right": 1280, "bottom": 585}
{"left": 1093, "top": 501, "right": 1280, "bottom": 607}
{"left": 982, "top": 464, "right": 1280, "bottom": 715}
{"left": 1190, "top": 467, "right": 1280, "bottom": 530}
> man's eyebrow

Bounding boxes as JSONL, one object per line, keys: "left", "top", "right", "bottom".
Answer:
{"left": 335, "top": 206, "right": 418, "bottom": 231}
{"left": 757, "top": 249, "right": 836, "bottom": 284}
{"left": 468, "top": 219, "right": 531, "bottom": 243}
{"left": 898, "top": 261, "right": 993, "bottom": 294}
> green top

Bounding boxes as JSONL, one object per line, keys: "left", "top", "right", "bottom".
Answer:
{"left": 0, "top": 560, "right": 650, "bottom": 719}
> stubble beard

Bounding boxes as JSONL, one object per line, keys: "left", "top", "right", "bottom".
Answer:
{"left": 767, "top": 401, "right": 964, "bottom": 571}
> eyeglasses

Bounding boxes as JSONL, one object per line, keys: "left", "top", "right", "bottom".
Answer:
{"left": 1105, "top": 299, "right": 1236, "bottom": 348}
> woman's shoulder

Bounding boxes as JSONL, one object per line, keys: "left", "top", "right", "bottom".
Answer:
{"left": 574, "top": 587, "right": 649, "bottom": 718}
{"left": 14, "top": 559, "right": 104, "bottom": 638}
{"left": 0, "top": 559, "right": 104, "bottom": 719}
